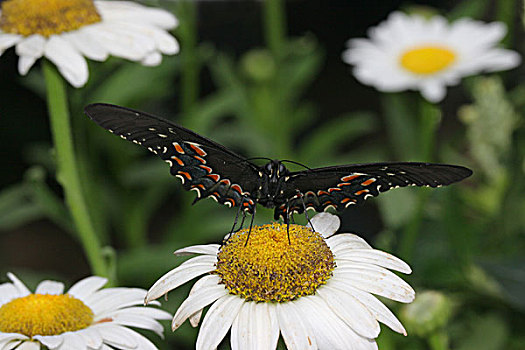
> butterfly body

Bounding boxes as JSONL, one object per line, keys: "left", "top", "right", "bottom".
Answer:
{"left": 85, "top": 103, "right": 473, "bottom": 222}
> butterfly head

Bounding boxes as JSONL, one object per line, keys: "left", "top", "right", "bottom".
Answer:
{"left": 263, "top": 160, "right": 289, "bottom": 183}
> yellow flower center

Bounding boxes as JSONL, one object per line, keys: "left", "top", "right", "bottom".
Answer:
{"left": 215, "top": 223, "right": 336, "bottom": 302}
{"left": 0, "top": 293, "right": 94, "bottom": 337}
{"left": 400, "top": 46, "right": 456, "bottom": 75}
{"left": 0, "top": 0, "right": 101, "bottom": 37}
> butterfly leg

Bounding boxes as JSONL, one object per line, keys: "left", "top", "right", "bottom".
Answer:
{"left": 296, "top": 191, "right": 313, "bottom": 230}
{"left": 285, "top": 201, "right": 292, "bottom": 245}
{"left": 224, "top": 197, "right": 246, "bottom": 247}
{"left": 244, "top": 205, "right": 256, "bottom": 247}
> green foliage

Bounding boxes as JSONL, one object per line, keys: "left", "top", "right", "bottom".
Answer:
{"left": 2, "top": 0, "right": 525, "bottom": 349}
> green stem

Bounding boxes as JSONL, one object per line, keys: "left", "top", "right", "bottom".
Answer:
{"left": 399, "top": 98, "right": 441, "bottom": 260}
{"left": 177, "top": 0, "right": 199, "bottom": 119}
{"left": 428, "top": 330, "right": 450, "bottom": 350}
{"left": 263, "top": 0, "right": 287, "bottom": 57}
{"left": 43, "top": 60, "right": 108, "bottom": 278}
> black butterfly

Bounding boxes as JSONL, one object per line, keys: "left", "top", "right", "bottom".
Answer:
{"left": 85, "top": 103, "right": 472, "bottom": 226}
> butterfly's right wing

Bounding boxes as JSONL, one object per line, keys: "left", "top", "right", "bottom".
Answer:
{"left": 85, "top": 103, "right": 261, "bottom": 212}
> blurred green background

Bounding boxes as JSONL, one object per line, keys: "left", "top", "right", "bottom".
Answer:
{"left": 1, "top": 0, "right": 524, "bottom": 349}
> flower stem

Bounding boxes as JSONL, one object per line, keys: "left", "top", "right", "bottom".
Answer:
{"left": 176, "top": 0, "right": 199, "bottom": 117}
{"left": 399, "top": 98, "right": 441, "bottom": 260}
{"left": 43, "top": 60, "right": 108, "bottom": 278}
{"left": 264, "top": 0, "right": 287, "bottom": 57}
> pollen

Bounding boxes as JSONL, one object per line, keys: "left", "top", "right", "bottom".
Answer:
{"left": 0, "top": 0, "right": 101, "bottom": 37}
{"left": 400, "top": 46, "right": 456, "bottom": 75}
{"left": 215, "top": 223, "right": 336, "bottom": 302}
{"left": 0, "top": 293, "right": 94, "bottom": 337}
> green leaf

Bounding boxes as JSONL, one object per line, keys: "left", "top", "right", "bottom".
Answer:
{"left": 448, "top": 0, "right": 490, "bottom": 21}
{"left": 457, "top": 313, "right": 508, "bottom": 350}
{"left": 0, "top": 183, "right": 43, "bottom": 230}
{"left": 298, "top": 112, "right": 377, "bottom": 165}
{"left": 480, "top": 258, "right": 525, "bottom": 311}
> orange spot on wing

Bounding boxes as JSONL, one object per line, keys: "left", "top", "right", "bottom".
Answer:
{"left": 328, "top": 187, "right": 341, "bottom": 192}
{"left": 220, "top": 179, "right": 231, "bottom": 186}
{"left": 341, "top": 197, "right": 354, "bottom": 203}
{"left": 192, "top": 183, "right": 206, "bottom": 190}
{"left": 199, "top": 165, "right": 213, "bottom": 173}
{"left": 178, "top": 171, "right": 192, "bottom": 180}
{"left": 173, "top": 143, "right": 185, "bottom": 154}
{"left": 194, "top": 155, "right": 206, "bottom": 163}
{"left": 231, "top": 184, "right": 242, "bottom": 194}
{"left": 171, "top": 156, "right": 184, "bottom": 166}
{"left": 207, "top": 174, "right": 220, "bottom": 182}
{"left": 355, "top": 189, "right": 369, "bottom": 196}
{"left": 318, "top": 190, "right": 330, "bottom": 196}
{"left": 189, "top": 143, "right": 207, "bottom": 156}
{"left": 342, "top": 174, "right": 361, "bottom": 182}
{"left": 361, "top": 178, "right": 376, "bottom": 186}
{"left": 337, "top": 182, "right": 353, "bottom": 187}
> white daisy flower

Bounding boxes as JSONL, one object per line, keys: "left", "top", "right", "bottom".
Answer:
{"left": 146, "top": 213, "right": 415, "bottom": 350}
{"left": 342, "top": 11, "right": 521, "bottom": 102}
{"left": 0, "top": 0, "right": 179, "bottom": 87}
{"left": 0, "top": 273, "right": 172, "bottom": 350}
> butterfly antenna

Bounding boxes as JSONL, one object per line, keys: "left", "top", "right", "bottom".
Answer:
{"left": 281, "top": 159, "right": 312, "bottom": 171}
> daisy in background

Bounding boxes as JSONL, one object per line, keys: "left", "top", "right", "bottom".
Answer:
{"left": 342, "top": 11, "right": 520, "bottom": 103}
{"left": 146, "top": 213, "right": 415, "bottom": 350}
{"left": 0, "top": 274, "right": 171, "bottom": 349}
{"left": 0, "top": 0, "right": 179, "bottom": 87}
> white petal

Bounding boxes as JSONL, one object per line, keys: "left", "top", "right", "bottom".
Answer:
{"left": 67, "top": 276, "right": 108, "bottom": 300}
{"left": 327, "top": 233, "right": 372, "bottom": 253}
{"left": 0, "top": 283, "right": 23, "bottom": 305}
{"left": 146, "top": 255, "right": 216, "bottom": 303}
{"left": 58, "top": 331, "right": 86, "bottom": 349}
{"left": 333, "top": 264, "right": 415, "bottom": 303}
{"left": 309, "top": 213, "right": 340, "bottom": 238}
{"left": 44, "top": 35, "right": 88, "bottom": 87}
{"left": 187, "top": 275, "right": 221, "bottom": 327}
{"left": 276, "top": 302, "right": 317, "bottom": 350}
{"left": 35, "top": 281, "right": 64, "bottom": 295}
{"left": 231, "top": 302, "right": 279, "bottom": 350}
{"left": 0, "top": 34, "right": 22, "bottom": 55}
{"left": 172, "top": 275, "right": 227, "bottom": 330}
{"left": 93, "top": 324, "right": 138, "bottom": 348}
{"left": 420, "top": 80, "right": 447, "bottom": 103}
{"left": 63, "top": 30, "right": 108, "bottom": 61}
{"left": 335, "top": 249, "right": 412, "bottom": 274}
{"left": 95, "top": 1, "right": 178, "bottom": 29}
{"left": 102, "top": 306, "right": 171, "bottom": 321}
{"left": 295, "top": 295, "right": 377, "bottom": 350}
{"left": 16, "top": 342, "right": 40, "bottom": 350}
{"left": 7, "top": 273, "right": 31, "bottom": 296}
{"left": 340, "top": 284, "right": 407, "bottom": 336}
{"left": 174, "top": 244, "right": 220, "bottom": 256}
{"left": 111, "top": 313, "right": 164, "bottom": 337}
{"left": 77, "top": 328, "right": 103, "bottom": 349}
{"left": 141, "top": 51, "right": 162, "bottom": 66}
{"left": 317, "top": 285, "right": 380, "bottom": 338}
{"left": 196, "top": 295, "right": 244, "bottom": 350}
{"left": 34, "top": 335, "right": 63, "bottom": 349}
{"left": 83, "top": 22, "right": 153, "bottom": 61}
{"left": 0, "top": 333, "right": 28, "bottom": 343}
{"left": 18, "top": 56, "right": 37, "bottom": 76}
{"left": 15, "top": 35, "right": 45, "bottom": 57}
{"left": 86, "top": 288, "right": 146, "bottom": 314}
{"left": 2, "top": 340, "right": 23, "bottom": 350}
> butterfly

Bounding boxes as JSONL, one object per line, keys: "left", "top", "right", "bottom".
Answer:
{"left": 85, "top": 103, "right": 472, "bottom": 228}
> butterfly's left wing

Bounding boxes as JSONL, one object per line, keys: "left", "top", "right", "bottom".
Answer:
{"left": 274, "top": 162, "right": 472, "bottom": 219}
{"left": 85, "top": 103, "right": 261, "bottom": 213}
